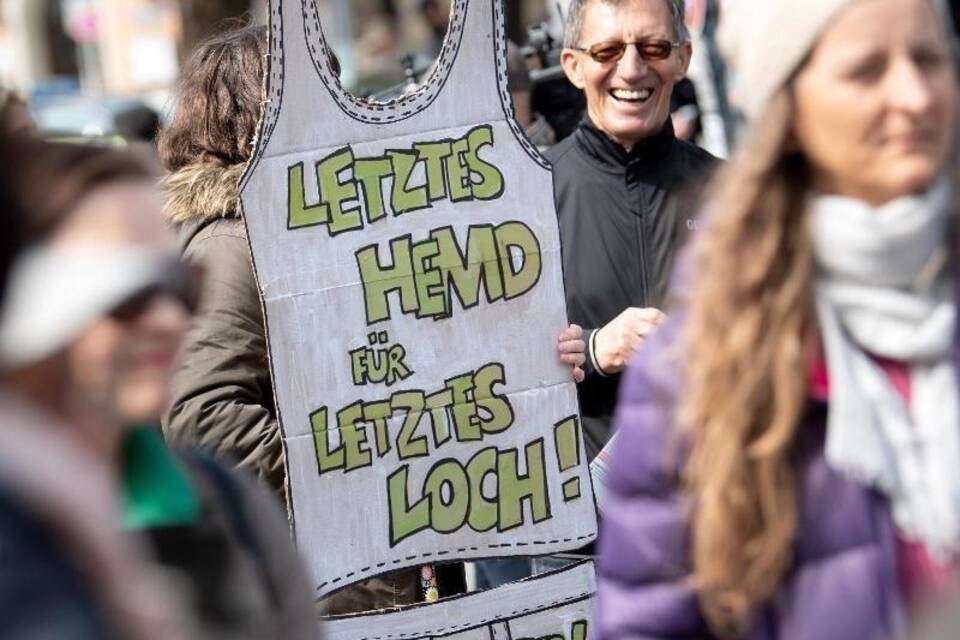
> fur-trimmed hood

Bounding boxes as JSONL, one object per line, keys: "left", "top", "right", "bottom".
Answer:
{"left": 162, "top": 162, "right": 247, "bottom": 225}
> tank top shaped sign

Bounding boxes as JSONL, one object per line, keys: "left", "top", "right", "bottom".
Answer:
{"left": 240, "top": 0, "right": 598, "bottom": 603}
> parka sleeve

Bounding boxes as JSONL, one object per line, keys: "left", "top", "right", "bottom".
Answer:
{"left": 163, "top": 227, "right": 286, "bottom": 497}
{"left": 595, "top": 324, "right": 714, "bottom": 640}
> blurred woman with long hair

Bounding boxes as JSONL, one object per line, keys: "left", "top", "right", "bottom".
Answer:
{"left": 596, "top": 0, "right": 960, "bottom": 638}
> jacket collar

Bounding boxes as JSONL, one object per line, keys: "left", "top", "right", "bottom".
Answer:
{"left": 575, "top": 114, "right": 676, "bottom": 172}
{"left": 161, "top": 161, "right": 246, "bottom": 225}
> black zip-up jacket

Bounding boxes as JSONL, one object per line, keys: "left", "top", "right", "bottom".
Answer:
{"left": 545, "top": 117, "right": 717, "bottom": 460}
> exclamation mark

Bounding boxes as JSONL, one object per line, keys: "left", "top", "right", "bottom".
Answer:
{"left": 554, "top": 415, "right": 582, "bottom": 502}
{"left": 571, "top": 620, "right": 588, "bottom": 640}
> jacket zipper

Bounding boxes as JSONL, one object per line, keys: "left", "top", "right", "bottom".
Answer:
{"left": 638, "top": 218, "right": 649, "bottom": 304}
{"left": 633, "top": 177, "right": 649, "bottom": 304}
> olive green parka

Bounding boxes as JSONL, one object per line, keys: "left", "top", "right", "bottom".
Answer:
{"left": 161, "top": 161, "right": 419, "bottom": 615}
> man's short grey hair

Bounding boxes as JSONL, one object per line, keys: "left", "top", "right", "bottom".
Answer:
{"left": 563, "top": 0, "right": 690, "bottom": 49}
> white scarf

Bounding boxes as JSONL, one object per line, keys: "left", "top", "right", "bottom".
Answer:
{"left": 811, "top": 178, "right": 960, "bottom": 559}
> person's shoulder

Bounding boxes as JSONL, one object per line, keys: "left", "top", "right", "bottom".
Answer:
{"left": 671, "top": 138, "right": 720, "bottom": 172}
{"left": 181, "top": 216, "right": 246, "bottom": 245}
{"left": 178, "top": 217, "right": 249, "bottom": 265}
{"left": 542, "top": 133, "right": 580, "bottom": 168}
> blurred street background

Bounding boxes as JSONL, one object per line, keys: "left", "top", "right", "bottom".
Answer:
{"left": 0, "top": 0, "right": 735, "bottom": 156}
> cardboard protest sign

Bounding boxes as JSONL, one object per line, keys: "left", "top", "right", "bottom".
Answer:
{"left": 239, "top": 0, "right": 597, "bottom": 597}
{"left": 325, "top": 562, "right": 596, "bottom": 640}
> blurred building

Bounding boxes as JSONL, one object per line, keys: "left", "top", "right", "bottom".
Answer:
{"left": 1, "top": 0, "right": 180, "bottom": 98}
{"left": 0, "top": 0, "right": 558, "bottom": 132}
{"left": 1, "top": 0, "right": 78, "bottom": 90}
{"left": 342, "top": 0, "right": 549, "bottom": 94}
{"left": 96, "top": 0, "right": 181, "bottom": 95}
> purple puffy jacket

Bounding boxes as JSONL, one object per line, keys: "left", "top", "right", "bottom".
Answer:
{"left": 596, "top": 316, "right": 917, "bottom": 640}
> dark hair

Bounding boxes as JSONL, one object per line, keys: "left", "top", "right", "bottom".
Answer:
{"left": 114, "top": 104, "right": 161, "bottom": 144}
{"left": 16, "top": 142, "right": 153, "bottom": 244}
{"left": 158, "top": 23, "right": 267, "bottom": 172}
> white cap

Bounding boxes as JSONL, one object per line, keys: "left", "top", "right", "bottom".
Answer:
{"left": 0, "top": 247, "right": 180, "bottom": 368}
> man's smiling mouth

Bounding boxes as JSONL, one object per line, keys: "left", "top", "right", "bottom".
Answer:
{"left": 610, "top": 88, "right": 654, "bottom": 103}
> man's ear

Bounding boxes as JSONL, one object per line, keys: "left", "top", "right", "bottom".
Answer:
{"left": 560, "top": 48, "right": 586, "bottom": 90}
{"left": 674, "top": 42, "right": 693, "bottom": 82}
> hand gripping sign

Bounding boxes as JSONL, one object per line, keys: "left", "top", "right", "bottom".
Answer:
{"left": 239, "top": 0, "right": 598, "bottom": 600}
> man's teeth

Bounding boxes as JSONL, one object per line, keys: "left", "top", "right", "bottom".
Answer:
{"left": 611, "top": 88, "right": 653, "bottom": 101}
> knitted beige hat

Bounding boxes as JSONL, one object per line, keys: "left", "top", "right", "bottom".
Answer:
{"left": 718, "top": 0, "right": 857, "bottom": 121}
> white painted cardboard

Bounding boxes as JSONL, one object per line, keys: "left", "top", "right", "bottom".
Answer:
{"left": 239, "top": 0, "right": 598, "bottom": 599}
{"left": 325, "top": 562, "right": 596, "bottom": 640}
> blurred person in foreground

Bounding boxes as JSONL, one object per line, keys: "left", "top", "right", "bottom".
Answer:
{"left": 0, "top": 134, "right": 189, "bottom": 638}
{"left": 0, "top": 141, "right": 316, "bottom": 639}
{"left": 159, "top": 23, "right": 425, "bottom": 612}
{"left": 550, "top": 0, "right": 716, "bottom": 464}
{"left": 596, "top": 0, "right": 960, "bottom": 638}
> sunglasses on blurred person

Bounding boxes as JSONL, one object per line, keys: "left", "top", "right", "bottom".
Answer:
{"left": 571, "top": 38, "right": 681, "bottom": 64}
{"left": 109, "top": 258, "right": 201, "bottom": 322}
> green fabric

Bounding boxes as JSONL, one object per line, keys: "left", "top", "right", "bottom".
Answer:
{"left": 121, "top": 426, "right": 200, "bottom": 530}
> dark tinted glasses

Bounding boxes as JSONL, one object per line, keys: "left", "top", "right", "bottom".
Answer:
{"left": 110, "top": 259, "right": 201, "bottom": 322}
{"left": 571, "top": 38, "right": 680, "bottom": 64}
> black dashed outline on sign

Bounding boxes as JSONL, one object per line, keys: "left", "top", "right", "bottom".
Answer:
{"left": 314, "top": 535, "right": 595, "bottom": 593}
{"left": 490, "top": 0, "right": 550, "bottom": 170}
{"left": 237, "top": 0, "right": 297, "bottom": 540}
{"left": 325, "top": 592, "right": 595, "bottom": 640}
{"left": 301, "top": 0, "right": 468, "bottom": 125}
{"left": 240, "top": 0, "right": 285, "bottom": 194}
{"left": 296, "top": 0, "right": 552, "bottom": 173}
{"left": 237, "top": 0, "right": 596, "bottom": 588}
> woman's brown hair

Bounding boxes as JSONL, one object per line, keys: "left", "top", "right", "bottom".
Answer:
{"left": 157, "top": 22, "right": 267, "bottom": 173}
{"left": 680, "top": 88, "right": 814, "bottom": 637}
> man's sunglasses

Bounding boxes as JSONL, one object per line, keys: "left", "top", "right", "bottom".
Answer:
{"left": 110, "top": 259, "right": 201, "bottom": 322}
{"left": 570, "top": 38, "right": 681, "bottom": 64}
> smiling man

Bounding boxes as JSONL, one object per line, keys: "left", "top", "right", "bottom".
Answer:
{"left": 547, "top": 0, "right": 716, "bottom": 462}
